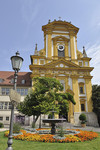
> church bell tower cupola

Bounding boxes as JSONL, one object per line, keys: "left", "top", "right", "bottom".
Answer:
{"left": 42, "top": 19, "right": 79, "bottom": 60}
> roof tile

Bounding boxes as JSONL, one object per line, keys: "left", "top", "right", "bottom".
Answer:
{"left": 0, "top": 71, "right": 32, "bottom": 87}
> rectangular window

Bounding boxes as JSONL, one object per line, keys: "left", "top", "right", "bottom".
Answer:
{"left": 17, "top": 88, "right": 28, "bottom": 95}
{"left": 0, "top": 117, "right": 3, "bottom": 120}
{"left": 1, "top": 88, "right": 10, "bottom": 95}
{"left": 25, "top": 89, "right": 28, "bottom": 95}
{"left": 21, "top": 89, "right": 24, "bottom": 95}
{"left": 17, "top": 88, "right": 20, "bottom": 94}
{"left": 80, "top": 87, "right": 84, "bottom": 94}
{"left": 1, "top": 88, "right": 5, "bottom": 95}
{"left": 6, "top": 117, "right": 9, "bottom": 121}
{"left": 0, "top": 102, "right": 4, "bottom": 109}
{"left": 4, "top": 102, "right": 8, "bottom": 109}
{"left": 81, "top": 104, "right": 85, "bottom": 111}
{"left": 8, "top": 102, "right": 12, "bottom": 109}
{"left": 79, "top": 82, "right": 85, "bottom": 94}
{"left": 6, "top": 88, "right": 10, "bottom": 95}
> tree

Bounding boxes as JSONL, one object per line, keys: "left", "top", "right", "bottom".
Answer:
{"left": 92, "top": 84, "right": 100, "bottom": 126}
{"left": 18, "top": 77, "right": 75, "bottom": 127}
{"left": 55, "top": 92, "right": 75, "bottom": 120}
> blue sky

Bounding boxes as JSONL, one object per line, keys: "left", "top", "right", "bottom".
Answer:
{"left": 0, "top": 0, "right": 100, "bottom": 85}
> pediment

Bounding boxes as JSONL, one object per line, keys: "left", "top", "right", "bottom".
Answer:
{"left": 44, "top": 59, "right": 80, "bottom": 68}
{"left": 42, "top": 20, "right": 79, "bottom": 33}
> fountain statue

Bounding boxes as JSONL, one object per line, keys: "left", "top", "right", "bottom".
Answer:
{"left": 42, "top": 109, "right": 66, "bottom": 135}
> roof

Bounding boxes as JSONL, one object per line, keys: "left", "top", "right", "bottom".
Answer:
{"left": 42, "top": 20, "right": 79, "bottom": 33}
{"left": 0, "top": 71, "right": 32, "bottom": 87}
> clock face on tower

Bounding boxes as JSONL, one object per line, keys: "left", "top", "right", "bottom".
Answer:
{"left": 58, "top": 45, "right": 64, "bottom": 51}
{"left": 58, "top": 45, "right": 65, "bottom": 57}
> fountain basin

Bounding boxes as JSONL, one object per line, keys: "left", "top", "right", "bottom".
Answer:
{"left": 42, "top": 118, "right": 66, "bottom": 123}
{"left": 42, "top": 118, "right": 66, "bottom": 135}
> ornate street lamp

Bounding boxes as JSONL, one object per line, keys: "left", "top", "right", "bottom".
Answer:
{"left": 6, "top": 51, "right": 23, "bottom": 150}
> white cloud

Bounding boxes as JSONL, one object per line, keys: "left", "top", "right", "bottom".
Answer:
{"left": 86, "top": 43, "right": 100, "bottom": 85}
{"left": 20, "top": 0, "right": 40, "bottom": 26}
{"left": 97, "top": 22, "right": 100, "bottom": 26}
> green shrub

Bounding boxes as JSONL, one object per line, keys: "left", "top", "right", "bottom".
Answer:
{"left": 79, "top": 113, "right": 86, "bottom": 124}
{"left": 0, "top": 122, "right": 4, "bottom": 128}
{"left": 58, "top": 126, "right": 64, "bottom": 137}
{"left": 48, "top": 113, "right": 53, "bottom": 119}
{"left": 13, "top": 123, "right": 21, "bottom": 133}
{"left": 32, "top": 122, "right": 35, "bottom": 128}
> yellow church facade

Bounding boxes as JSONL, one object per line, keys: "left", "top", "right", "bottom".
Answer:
{"left": 29, "top": 19, "right": 98, "bottom": 126}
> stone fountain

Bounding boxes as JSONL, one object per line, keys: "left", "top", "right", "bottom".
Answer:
{"left": 42, "top": 110, "right": 66, "bottom": 135}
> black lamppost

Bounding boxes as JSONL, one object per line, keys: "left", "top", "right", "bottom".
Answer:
{"left": 6, "top": 51, "right": 23, "bottom": 150}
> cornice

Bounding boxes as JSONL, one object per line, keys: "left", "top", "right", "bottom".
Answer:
{"left": 70, "top": 75, "right": 79, "bottom": 78}
{"left": 83, "top": 76, "right": 93, "bottom": 79}
{"left": 77, "top": 57, "right": 91, "bottom": 61}
{"left": 79, "top": 67, "right": 94, "bottom": 71}
{"left": 79, "top": 96, "right": 86, "bottom": 98}
{"left": 81, "top": 57, "right": 92, "bottom": 61}
{"left": 29, "top": 64, "right": 94, "bottom": 73}
{"left": 31, "top": 55, "right": 46, "bottom": 59}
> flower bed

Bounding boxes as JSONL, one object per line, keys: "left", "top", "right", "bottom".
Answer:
{"left": 75, "top": 130, "right": 98, "bottom": 142}
{"left": 4, "top": 129, "right": 98, "bottom": 143}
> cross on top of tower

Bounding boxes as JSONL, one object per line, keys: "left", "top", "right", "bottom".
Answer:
{"left": 58, "top": 17, "right": 62, "bottom": 20}
{"left": 35, "top": 43, "right": 37, "bottom": 50}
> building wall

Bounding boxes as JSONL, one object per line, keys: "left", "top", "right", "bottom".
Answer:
{"left": 0, "top": 85, "right": 31, "bottom": 126}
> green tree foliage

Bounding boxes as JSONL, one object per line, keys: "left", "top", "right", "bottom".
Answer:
{"left": 13, "top": 123, "right": 21, "bottom": 133}
{"left": 18, "top": 77, "right": 75, "bottom": 126}
{"left": 79, "top": 113, "right": 86, "bottom": 124}
{"left": 0, "top": 122, "right": 4, "bottom": 128}
{"left": 56, "top": 92, "right": 75, "bottom": 119}
{"left": 92, "top": 84, "right": 100, "bottom": 126}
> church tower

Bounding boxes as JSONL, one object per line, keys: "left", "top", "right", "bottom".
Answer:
{"left": 42, "top": 18, "right": 78, "bottom": 60}
{"left": 29, "top": 19, "right": 98, "bottom": 126}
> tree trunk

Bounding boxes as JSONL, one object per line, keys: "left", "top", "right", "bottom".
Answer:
{"left": 39, "top": 115, "right": 41, "bottom": 128}
{"left": 32, "top": 115, "right": 39, "bottom": 128}
{"left": 97, "top": 115, "right": 100, "bottom": 127}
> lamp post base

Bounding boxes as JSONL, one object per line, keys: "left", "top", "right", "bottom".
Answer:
{"left": 6, "top": 147, "right": 13, "bottom": 150}
{"left": 6, "top": 135, "right": 13, "bottom": 150}
{"left": 6, "top": 105, "right": 14, "bottom": 150}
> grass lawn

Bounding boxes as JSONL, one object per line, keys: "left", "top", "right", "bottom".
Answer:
{"left": 0, "top": 131, "right": 100, "bottom": 150}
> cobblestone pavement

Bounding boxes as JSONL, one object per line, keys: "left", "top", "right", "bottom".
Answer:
{"left": 0, "top": 128, "right": 9, "bottom": 132}
{"left": 0, "top": 123, "right": 100, "bottom": 132}
{"left": 61, "top": 122, "right": 100, "bottom": 132}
